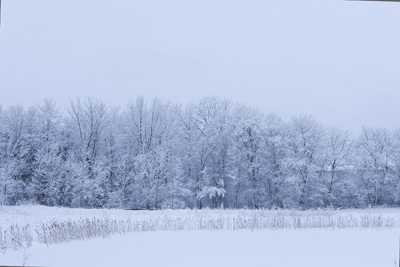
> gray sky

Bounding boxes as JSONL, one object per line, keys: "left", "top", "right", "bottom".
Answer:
{"left": 1, "top": 0, "right": 400, "bottom": 132}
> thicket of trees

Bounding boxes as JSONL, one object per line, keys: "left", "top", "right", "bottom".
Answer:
{"left": 1, "top": 97, "right": 400, "bottom": 210}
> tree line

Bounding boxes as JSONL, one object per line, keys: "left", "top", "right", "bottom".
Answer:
{"left": 0, "top": 97, "right": 399, "bottom": 210}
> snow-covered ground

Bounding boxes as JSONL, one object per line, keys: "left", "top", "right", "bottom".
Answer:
{"left": 2, "top": 206, "right": 400, "bottom": 266}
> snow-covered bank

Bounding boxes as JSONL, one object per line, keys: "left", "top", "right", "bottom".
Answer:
{"left": 3, "top": 205, "right": 400, "bottom": 230}
{"left": 2, "top": 229, "right": 400, "bottom": 267}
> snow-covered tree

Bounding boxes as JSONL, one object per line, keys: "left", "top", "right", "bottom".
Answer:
{"left": 2, "top": 96, "right": 400, "bottom": 210}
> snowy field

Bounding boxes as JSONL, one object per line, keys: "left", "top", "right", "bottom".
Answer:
{"left": 1, "top": 206, "right": 400, "bottom": 266}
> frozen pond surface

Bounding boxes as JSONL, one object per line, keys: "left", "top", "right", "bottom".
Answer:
{"left": 2, "top": 229, "right": 400, "bottom": 267}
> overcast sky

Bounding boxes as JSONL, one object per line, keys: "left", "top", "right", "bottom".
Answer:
{"left": 1, "top": 0, "right": 400, "bottom": 132}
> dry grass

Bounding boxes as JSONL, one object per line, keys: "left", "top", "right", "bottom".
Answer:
{"left": 2, "top": 210, "right": 400, "bottom": 254}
